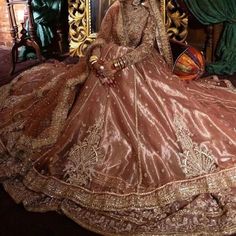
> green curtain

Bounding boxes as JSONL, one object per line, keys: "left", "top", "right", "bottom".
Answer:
{"left": 19, "top": 0, "right": 61, "bottom": 60}
{"left": 32, "top": 0, "right": 61, "bottom": 48}
{"left": 184, "top": 0, "right": 236, "bottom": 75}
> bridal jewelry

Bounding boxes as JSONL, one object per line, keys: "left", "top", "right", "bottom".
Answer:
{"left": 89, "top": 55, "right": 98, "bottom": 65}
{"left": 113, "top": 57, "right": 127, "bottom": 70}
{"left": 100, "top": 65, "right": 105, "bottom": 70}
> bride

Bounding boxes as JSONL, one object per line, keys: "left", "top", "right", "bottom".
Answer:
{"left": 1, "top": 0, "right": 236, "bottom": 235}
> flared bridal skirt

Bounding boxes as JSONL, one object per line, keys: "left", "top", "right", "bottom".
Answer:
{"left": 1, "top": 44, "right": 236, "bottom": 235}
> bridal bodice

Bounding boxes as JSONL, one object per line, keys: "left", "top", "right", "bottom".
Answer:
{"left": 90, "top": 1, "right": 157, "bottom": 66}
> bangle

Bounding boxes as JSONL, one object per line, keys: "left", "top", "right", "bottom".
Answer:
{"left": 90, "top": 60, "right": 98, "bottom": 65}
{"left": 113, "top": 57, "right": 127, "bottom": 70}
{"left": 89, "top": 55, "right": 99, "bottom": 65}
{"left": 89, "top": 55, "right": 98, "bottom": 61}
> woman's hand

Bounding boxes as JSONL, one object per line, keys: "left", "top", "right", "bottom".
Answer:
{"left": 93, "top": 60, "right": 117, "bottom": 86}
{"left": 98, "top": 76, "right": 115, "bottom": 86}
{"left": 102, "top": 61, "right": 117, "bottom": 86}
{"left": 98, "top": 61, "right": 116, "bottom": 78}
{"left": 91, "top": 60, "right": 103, "bottom": 73}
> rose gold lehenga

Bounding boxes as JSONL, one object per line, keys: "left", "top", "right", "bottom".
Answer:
{"left": 1, "top": 1, "right": 236, "bottom": 235}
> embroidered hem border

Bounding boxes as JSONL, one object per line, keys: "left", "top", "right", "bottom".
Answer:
{"left": 61, "top": 203, "right": 236, "bottom": 236}
{"left": 3, "top": 180, "right": 236, "bottom": 236}
{"left": 22, "top": 165, "right": 236, "bottom": 211}
{"left": 2, "top": 159, "right": 236, "bottom": 235}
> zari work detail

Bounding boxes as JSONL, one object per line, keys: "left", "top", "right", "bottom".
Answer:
{"left": 64, "top": 113, "right": 105, "bottom": 186}
{"left": 1, "top": 1, "right": 236, "bottom": 235}
{"left": 174, "top": 115, "right": 218, "bottom": 178}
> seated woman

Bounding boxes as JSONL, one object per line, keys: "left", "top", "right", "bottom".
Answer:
{"left": 1, "top": 0, "right": 236, "bottom": 235}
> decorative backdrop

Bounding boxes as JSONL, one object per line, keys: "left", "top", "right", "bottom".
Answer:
{"left": 68, "top": 0, "right": 188, "bottom": 56}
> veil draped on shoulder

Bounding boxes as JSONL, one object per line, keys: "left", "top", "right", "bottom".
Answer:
{"left": 148, "top": 0, "right": 173, "bottom": 66}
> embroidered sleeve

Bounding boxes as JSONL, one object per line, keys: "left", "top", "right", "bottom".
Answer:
{"left": 122, "top": 14, "right": 156, "bottom": 67}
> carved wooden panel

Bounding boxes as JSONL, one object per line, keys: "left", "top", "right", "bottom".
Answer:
{"left": 68, "top": 0, "right": 188, "bottom": 56}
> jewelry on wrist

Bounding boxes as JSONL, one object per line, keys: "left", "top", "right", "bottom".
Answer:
{"left": 90, "top": 60, "right": 98, "bottom": 65}
{"left": 89, "top": 55, "right": 99, "bottom": 65}
{"left": 113, "top": 57, "right": 127, "bottom": 70}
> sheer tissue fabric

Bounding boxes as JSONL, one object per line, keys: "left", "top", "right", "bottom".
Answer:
{"left": 1, "top": 0, "right": 236, "bottom": 235}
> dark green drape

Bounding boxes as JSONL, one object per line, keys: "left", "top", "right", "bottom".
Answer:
{"left": 32, "top": 0, "right": 61, "bottom": 48}
{"left": 19, "top": 0, "right": 61, "bottom": 60}
{"left": 184, "top": 0, "right": 236, "bottom": 75}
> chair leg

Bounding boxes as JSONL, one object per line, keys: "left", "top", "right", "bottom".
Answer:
{"left": 205, "top": 25, "right": 213, "bottom": 63}
{"left": 26, "top": 39, "right": 44, "bottom": 62}
{"left": 10, "top": 44, "right": 17, "bottom": 75}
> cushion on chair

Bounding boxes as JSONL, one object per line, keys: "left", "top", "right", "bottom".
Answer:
{"left": 172, "top": 42, "right": 205, "bottom": 81}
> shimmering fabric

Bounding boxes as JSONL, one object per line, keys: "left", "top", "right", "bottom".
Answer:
{"left": 1, "top": 1, "right": 236, "bottom": 235}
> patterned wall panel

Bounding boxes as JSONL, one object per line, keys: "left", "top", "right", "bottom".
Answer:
{"left": 68, "top": 0, "right": 188, "bottom": 57}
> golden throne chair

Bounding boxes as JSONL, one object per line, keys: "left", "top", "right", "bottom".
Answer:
{"left": 68, "top": 0, "right": 188, "bottom": 57}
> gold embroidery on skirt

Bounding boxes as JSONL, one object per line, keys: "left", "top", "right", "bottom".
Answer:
{"left": 173, "top": 115, "right": 217, "bottom": 178}
{"left": 64, "top": 112, "right": 105, "bottom": 186}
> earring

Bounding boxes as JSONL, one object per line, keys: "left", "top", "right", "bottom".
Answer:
{"left": 132, "top": 0, "right": 141, "bottom": 6}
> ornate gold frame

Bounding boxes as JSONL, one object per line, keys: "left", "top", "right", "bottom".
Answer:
{"left": 68, "top": 0, "right": 92, "bottom": 56}
{"left": 68, "top": 0, "right": 188, "bottom": 57}
{"left": 164, "top": 0, "right": 188, "bottom": 42}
